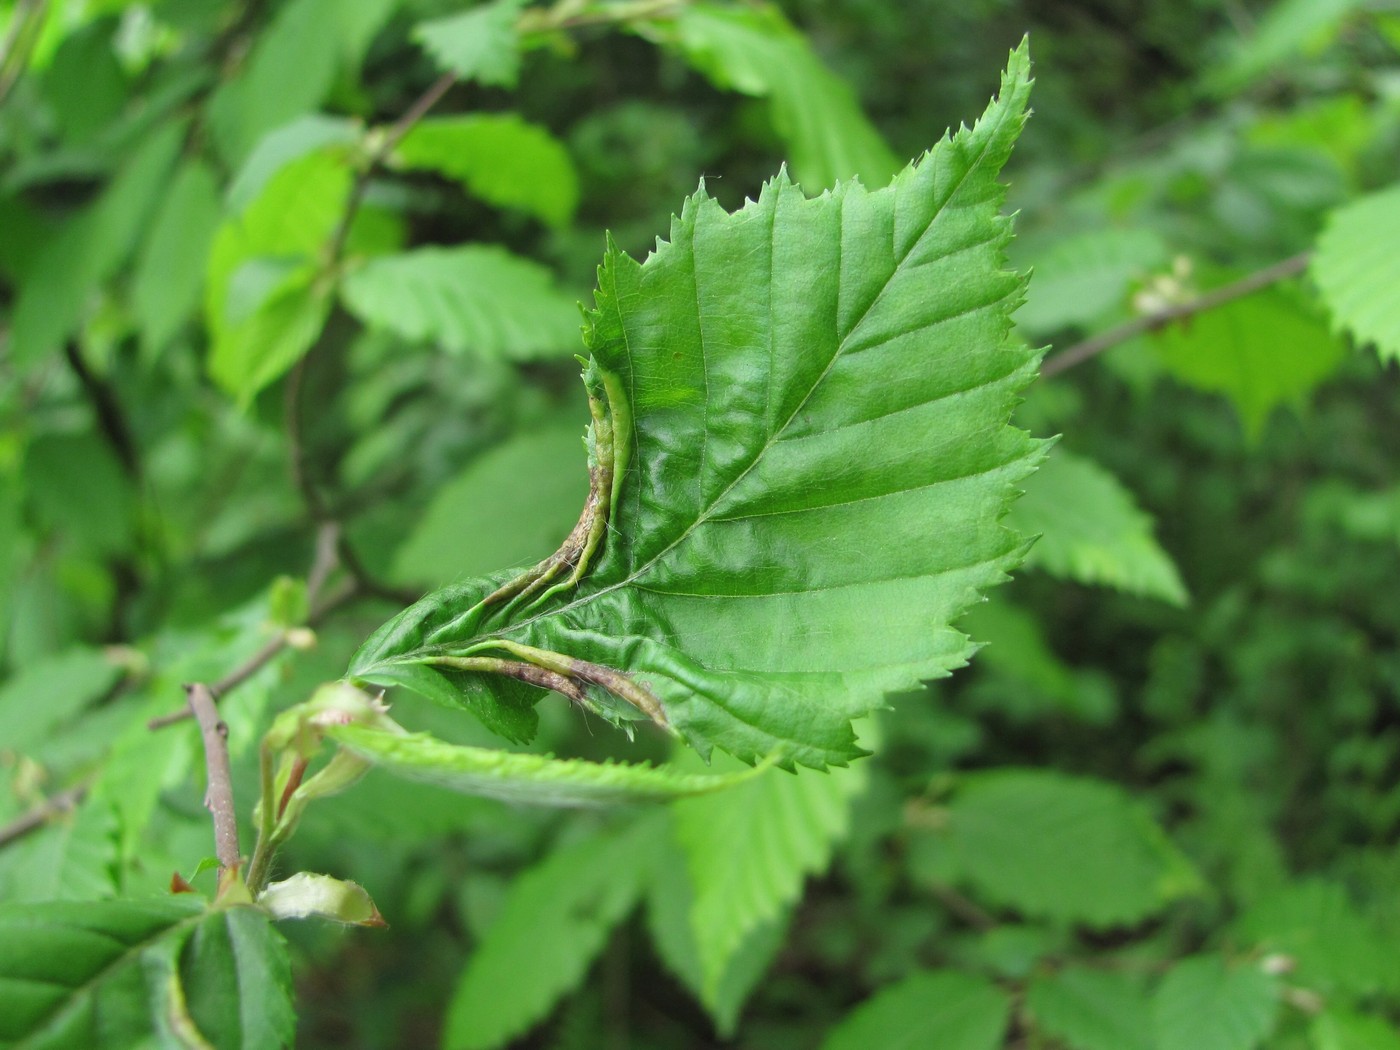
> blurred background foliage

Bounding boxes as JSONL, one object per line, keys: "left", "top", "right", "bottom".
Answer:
{"left": 2, "top": 0, "right": 1400, "bottom": 1047}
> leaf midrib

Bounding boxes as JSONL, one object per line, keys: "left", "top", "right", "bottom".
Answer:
{"left": 437, "top": 99, "right": 1020, "bottom": 656}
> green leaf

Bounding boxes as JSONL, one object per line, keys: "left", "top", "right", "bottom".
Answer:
{"left": 9, "top": 119, "right": 184, "bottom": 368}
{"left": 1312, "top": 182, "right": 1400, "bottom": 362}
{"left": 130, "top": 158, "right": 222, "bottom": 357}
{"left": 1311, "top": 1008, "right": 1400, "bottom": 1050}
{"left": 0, "top": 898, "right": 292, "bottom": 1050}
{"left": 394, "top": 113, "right": 577, "bottom": 227}
{"left": 226, "top": 114, "right": 363, "bottom": 212}
{"left": 0, "top": 799, "right": 120, "bottom": 903}
{"left": 350, "top": 44, "right": 1040, "bottom": 769}
{"left": 940, "top": 769, "right": 1201, "bottom": 927}
{"left": 176, "top": 906, "right": 296, "bottom": 1050}
{"left": 670, "top": 753, "right": 867, "bottom": 998}
{"left": 645, "top": 850, "right": 789, "bottom": 1036}
{"left": 1151, "top": 282, "right": 1345, "bottom": 439}
{"left": 206, "top": 149, "right": 352, "bottom": 402}
{"left": 442, "top": 816, "right": 663, "bottom": 1050}
{"left": 326, "top": 722, "right": 767, "bottom": 807}
{"left": 391, "top": 421, "right": 590, "bottom": 588}
{"left": 1153, "top": 955, "right": 1280, "bottom": 1050}
{"left": 1009, "top": 448, "right": 1189, "bottom": 605}
{"left": 338, "top": 246, "right": 582, "bottom": 361}
{"left": 1210, "top": 0, "right": 1364, "bottom": 93}
{"left": 0, "top": 646, "right": 120, "bottom": 754}
{"left": 1233, "top": 879, "right": 1400, "bottom": 999}
{"left": 821, "top": 970, "right": 1012, "bottom": 1050}
{"left": 413, "top": 0, "right": 526, "bottom": 87}
{"left": 1014, "top": 227, "right": 1169, "bottom": 336}
{"left": 1026, "top": 967, "right": 1154, "bottom": 1050}
{"left": 206, "top": 0, "right": 396, "bottom": 164}
{"left": 656, "top": 1, "right": 900, "bottom": 191}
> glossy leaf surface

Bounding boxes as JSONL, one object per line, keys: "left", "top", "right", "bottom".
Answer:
{"left": 350, "top": 45, "right": 1041, "bottom": 769}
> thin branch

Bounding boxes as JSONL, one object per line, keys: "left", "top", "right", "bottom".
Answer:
{"left": 185, "top": 683, "right": 241, "bottom": 876}
{"left": 0, "top": 782, "right": 89, "bottom": 848}
{"left": 62, "top": 341, "right": 140, "bottom": 478}
{"left": 1039, "top": 251, "right": 1312, "bottom": 379}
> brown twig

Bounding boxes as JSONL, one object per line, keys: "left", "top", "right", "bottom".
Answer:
{"left": 185, "top": 683, "right": 241, "bottom": 876}
{"left": 1039, "top": 251, "right": 1312, "bottom": 378}
{"left": 0, "top": 782, "right": 89, "bottom": 848}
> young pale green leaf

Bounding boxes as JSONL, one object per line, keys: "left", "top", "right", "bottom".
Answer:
{"left": 339, "top": 246, "right": 582, "bottom": 361}
{"left": 0, "top": 898, "right": 292, "bottom": 1050}
{"left": 670, "top": 753, "right": 867, "bottom": 998}
{"left": 821, "top": 970, "right": 1012, "bottom": 1050}
{"left": 206, "top": 149, "right": 351, "bottom": 402}
{"left": 131, "top": 158, "right": 222, "bottom": 357}
{"left": 940, "top": 769, "right": 1201, "bottom": 927}
{"left": 391, "top": 420, "right": 589, "bottom": 588}
{"left": 394, "top": 114, "right": 578, "bottom": 228}
{"left": 327, "top": 722, "right": 767, "bottom": 807}
{"left": 259, "top": 872, "right": 386, "bottom": 927}
{"left": 1153, "top": 955, "right": 1280, "bottom": 1050}
{"left": 1312, "top": 182, "right": 1400, "bottom": 363}
{"left": 227, "top": 114, "right": 363, "bottom": 211}
{"left": 350, "top": 44, "right": 1040, "bottom": 769}
{"left": 413, "top": 0, "right": 526, "bottom": 87}
{"left": 1013, "top": 227, "right": 1169, "bottom": 336}
{"left": 1233, "top": 879, "right": 1400, "bottom": 999}
{"left": 1152, "top": 282, "right": 1345, "bottom": 439}
{"left": 652, "top": 1, "right": 900, "bottom": 191}
{"left": 442, "top": 816, "right": 664, "bottom": 1050}
{"left": 1009, "top": 448, "right": 1189, "bottom": 605}
{"left": 1026, "top": 967, "right": 1154, "bottom": 1050}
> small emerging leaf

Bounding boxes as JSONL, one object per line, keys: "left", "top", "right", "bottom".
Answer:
{"left": 259, "top": 872, "right": 386, "bottom": 927}
{"left": 1312, "top": 182, "right": 1400, "bottom": 363}
{"left": 414, "top": 0, "right": 526, "bottom": 87}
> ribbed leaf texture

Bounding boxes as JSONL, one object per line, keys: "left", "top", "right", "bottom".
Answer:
{"left": 1152, "top": 955, "right": 1279, "bottom": 1050}
{"left": 328, "top": 723, "right": 769, "bottom": 807}
{"left": 0, "top": 899, "right": 294, "bottom": 1049}
{"left": 821, "top": 970, "right": 1012, "bottom": 1050}
{"left": 349, "top": 44, "right": 1041, "bottom": 770}
{"left": 442, "top": 816, "right": 664, "bottom": 1050}
{"left": 1312, "top": 182, "right": 1400, "bottom": 362}
{"left": 670, "top": 753, "right": 867, "bottom": 997}
{"left": 1026, "top": 967, "right": 1154, "bottom": 1050}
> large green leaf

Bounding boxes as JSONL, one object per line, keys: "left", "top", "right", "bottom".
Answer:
{"left": 1312, "top": 182, "right": 1400, "bottom": 363}
{"left": 442, "top": 816, "right": 663, "bottom": 1050}
{"left": 938, "top": 769, "right": 1201, "bottom": 927}
{"left": 651, "top": 1, "right": 900, "bottom": 191}
{"left": 670, "top": 751, "right": 867, "bottom": 998}
{"left": 1151, "top": 281, "right": 1345, "bottom": 439}
{"left": 1026, "top": 967, "right": 1154, "bottom": 1050}
{"left": 338, "top": 246, "right": 582, "bottom": 361}
{"left": 390, "top": 421, "right": 589, "bottom": 589}
{"left": 393, "top": 114, "right": 578, "bottom": 228}
{"left": 1152, "top": 955, "right": 1279, "bottom": 1050}
{"left": 0, "top": 898, "right": 294, "bottom": 1050}
{"left": 349, "top": 44, "right": 1041, "bottom": 769}
{"left": 1009, "top": 448, "right": 1188, "bottom": 605}
{"left": 0, "top": 646, "right": 120, "bottom": 754}
{"left": 821, "top": 970, "right": 1012, "bottom": 1050}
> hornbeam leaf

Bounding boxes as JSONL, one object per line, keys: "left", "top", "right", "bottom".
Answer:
{"left": 348, "top": 44, "right": 1041, "bottom": 769}
{"left": 1312, "top": 182, "right": 1400, "bottom": 363}
{"left": 327, "top": 723, "right": 769, "bottom": 807}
